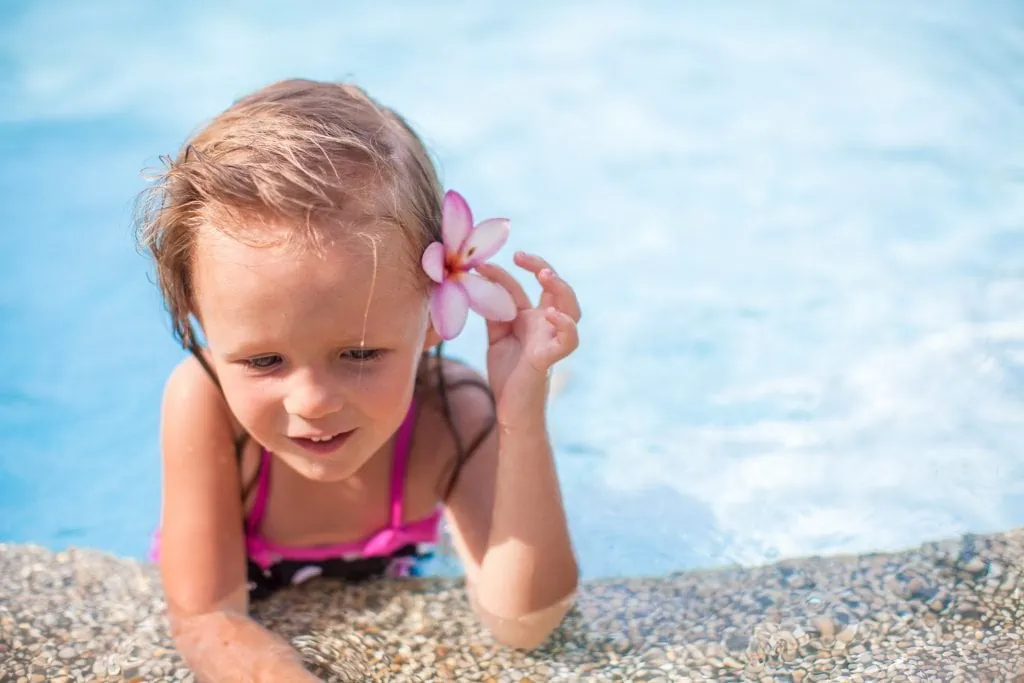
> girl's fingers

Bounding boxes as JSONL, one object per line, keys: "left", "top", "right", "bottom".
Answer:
{"left": 538, "top": 269, "right": 582, "bottom": 322}
{"left": 539, "top": 307, "right": 579, "bottom": 363}
{"left": 514, "top": 251, "right": 554, "bottom": 275}
{"left": 515, "top": 252, "right": 582, "bottom": 322}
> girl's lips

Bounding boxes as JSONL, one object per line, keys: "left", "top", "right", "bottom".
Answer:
{"left": 289, "top": 430, "right": 354, "bottom": 456}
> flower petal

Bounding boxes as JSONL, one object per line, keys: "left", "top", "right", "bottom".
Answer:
{"left": 421, "top": 241, "right": 445, "bottom": 283}
{"left": 462, "top": 272, "right": 518, "bottom": 322}
{"left": 461, "top": 218, "right": 510, "bottom": 267}
{"left": 429, "top": 280, "right": 470, "bottom": 340}
{"left": 442, "top": 190, "right": 473, "bottom": 253}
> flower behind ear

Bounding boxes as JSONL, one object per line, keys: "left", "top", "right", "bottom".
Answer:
{"left": 421, "top": 190, "right": 516, "bottom": 340}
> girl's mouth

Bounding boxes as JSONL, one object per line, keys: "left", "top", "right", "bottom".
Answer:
{"left": 289, "top": 430, "right": 354, "bottom": 456}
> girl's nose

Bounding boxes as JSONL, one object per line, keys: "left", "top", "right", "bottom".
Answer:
{"left": 283, "top": 370, "right": 342, "bottom": 420}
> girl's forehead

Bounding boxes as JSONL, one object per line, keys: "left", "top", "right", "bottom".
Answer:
{"left": 193, "top": 222, "right": 424, "bottom": 323}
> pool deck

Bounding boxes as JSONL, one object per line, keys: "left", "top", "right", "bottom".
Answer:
{"left": 2, "top": 531, "right": 1024, "bottom": 682}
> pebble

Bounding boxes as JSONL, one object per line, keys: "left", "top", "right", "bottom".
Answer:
{"left": 811, "top": 616, "right": 835, "bottom": 641}
{"left": 836, "top": 624, "right": 858, "bottom": 643}
{"left": 964, "top": 557, "right": 986, "bottom": 574}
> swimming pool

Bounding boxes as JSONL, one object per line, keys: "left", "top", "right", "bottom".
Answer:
{"left": 1, "top": 0, "right": 1023, "bottom": 580}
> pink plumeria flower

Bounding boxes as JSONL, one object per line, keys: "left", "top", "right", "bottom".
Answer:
{"left": 421, "top": 190, "right": 517, "bottom": 340}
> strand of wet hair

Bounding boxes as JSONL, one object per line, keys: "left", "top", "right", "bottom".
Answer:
{"left": 431, "top": 344, "right": 498, "bottom": 501}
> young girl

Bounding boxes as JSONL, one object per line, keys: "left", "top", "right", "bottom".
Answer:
{"left": 138, "top": 79, "right": 580, "bottom": 681}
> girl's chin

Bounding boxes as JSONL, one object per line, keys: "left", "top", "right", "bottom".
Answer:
{"left": 272, "top": 438, "right": 380, "bottom": 483}
{"left": 279, "top": 453, "right": 362, "bottom": 482}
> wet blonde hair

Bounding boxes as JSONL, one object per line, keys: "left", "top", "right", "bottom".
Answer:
{"left": 135, "top": 78, "right": 443, "bottom": 347}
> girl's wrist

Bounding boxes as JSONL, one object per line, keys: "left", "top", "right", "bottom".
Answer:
{"left": 495, "top": 370, "right": 550, "bottom": 424}
{"left": 496, "top": 403, "right": 549, "bottom": 440}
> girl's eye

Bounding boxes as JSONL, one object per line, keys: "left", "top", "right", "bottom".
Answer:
{"left": 343, "top": 348, "right": 383, "bottom": 362}
{"left": 245, "top": 355, "right": 282, "bottom": 370}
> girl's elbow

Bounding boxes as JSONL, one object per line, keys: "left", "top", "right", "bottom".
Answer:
{"left": 478, "top": 588, "right": 577, "bottom": 651}
{"left": 490, "top": 619, "right": 562, "bottom": 651}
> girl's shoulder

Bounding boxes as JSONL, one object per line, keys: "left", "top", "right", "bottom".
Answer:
{"left": 413, "top": 355, "right": 498, "bottom": 497}
{"left": 164, "top": 352, "right": 247, "bottom": 436}
{"left": 416, "top": 355, "right": 495, "bottom": 435}
{"left": 163, "top": 354, "right": 230, "bottom": 426}
{"left": 161, "top": 355, "right": 250, "bottom": 467}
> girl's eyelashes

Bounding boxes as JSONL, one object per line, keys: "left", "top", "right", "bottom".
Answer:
{"left": 342, "top": 347, "right": 384, "bottom": 362}
{"left": 243, "top": 354, "right": 283, "bottom": 371}
{"left": 239, "top": 348, "right": 385, "bottom": 371}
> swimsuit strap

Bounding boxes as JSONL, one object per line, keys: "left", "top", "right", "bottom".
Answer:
{"left": 246, "top": 449, "right": 273, "bottom": 534}
{"left": 389, "top": 399, "right": 418, "bottom": 528}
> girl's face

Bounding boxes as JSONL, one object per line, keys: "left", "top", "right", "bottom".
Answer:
{"left": 192, "top": 219, "right": 438, "bottom": 482}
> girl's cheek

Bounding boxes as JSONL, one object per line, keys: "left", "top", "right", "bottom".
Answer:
{"left": 236, "top": 385, "right": 279, "bottom": 420}
{"left": 353, "top": 367, "right": 407, "bottom": 415}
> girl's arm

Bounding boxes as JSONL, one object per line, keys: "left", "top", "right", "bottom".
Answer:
{"left": 442, "top": 367, "right": 579, "bottom": 650}
{"left": 169, "top": 592, "right": 320, "bottom": 683}
{"left": 158, "top": 358, "right": 321, "bottom": 682}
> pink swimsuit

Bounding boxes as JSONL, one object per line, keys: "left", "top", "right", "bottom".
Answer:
{"left": 151, "top": 401, "right": 442, "bottom": 599}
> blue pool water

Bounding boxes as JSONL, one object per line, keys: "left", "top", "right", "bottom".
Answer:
{"left": 1, "top": 1, "right": 1023, "bottom": 578}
